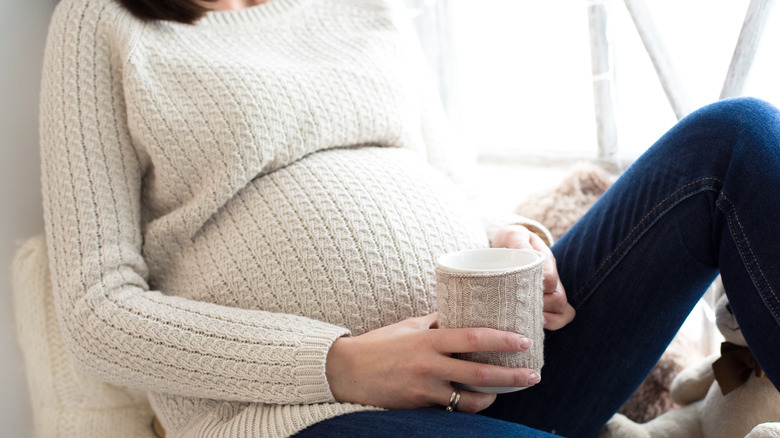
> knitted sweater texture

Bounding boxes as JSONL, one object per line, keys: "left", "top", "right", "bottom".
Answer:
{"left": 40, "top": 0, "right": 494, "bottom": 436}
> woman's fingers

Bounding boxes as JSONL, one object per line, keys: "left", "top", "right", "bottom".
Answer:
{"left": 543, "top": 284, "right": 576, "bottom": 330}
{"left": 541, "top": 258, "right": 575, "bottom": 330}
{"left": 540, "top": 260, "right": 574, "bottom": 330}
{"left": 492, "top": 225, "right": 534, "bottom": 250}
{"left": 439, "top": 358, "right": 541, "bottom": 390}
{"left": 544, "top": 302, "right": 576, "bottom": 330}
{"left": 425, "top": 328, "right": 541, "bottom": 391}
{"left": 326, "top": 313, "right": 543, "bottom": 411}
{"left": 538, "top": 251, "right": 574, "bottom": 330}
{"left": 428, "top": 327, "right": 532, "bottom": 354}
{"left": 437, "top": 384, "right": 497, "bottom": 414}
{"left": 527, "top": 232, "right": 576, "bottom": 330}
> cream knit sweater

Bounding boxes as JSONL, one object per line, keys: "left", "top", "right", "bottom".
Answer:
{"left": 40, "top": 0, "right": 543, "bottom": 436}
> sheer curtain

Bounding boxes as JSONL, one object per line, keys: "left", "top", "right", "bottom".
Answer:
{"left": 410, "top": 0, "right": 780, "bottom": 165}
{"left": 407, "top": 0, "right": 459, "bottom": 118}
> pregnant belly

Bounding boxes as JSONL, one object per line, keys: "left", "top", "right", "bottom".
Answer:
{"left": 156, "top": 146, "right": 488, "bottom": 334}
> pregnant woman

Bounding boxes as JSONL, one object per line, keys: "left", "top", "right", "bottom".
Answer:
{"left": 40, "top": 0, "right": 779, "bottom": 436}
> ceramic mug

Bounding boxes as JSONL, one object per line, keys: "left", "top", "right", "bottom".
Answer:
{"left": 435, "top": 248, "right": 545, "bottom": 394}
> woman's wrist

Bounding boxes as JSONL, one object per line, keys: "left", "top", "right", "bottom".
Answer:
{"left": 325, "top": 336, "right": 355, "bottom": 403}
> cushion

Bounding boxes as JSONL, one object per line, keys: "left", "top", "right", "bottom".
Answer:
{"left": 12, "top": 235, "right": 156, "bottom": 438}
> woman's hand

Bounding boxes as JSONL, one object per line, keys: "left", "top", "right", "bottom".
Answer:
{"left": 325, "top": 313, "right": 540, "bottom": 412}
{"left": 492, "top": 224, "right": 575, "bottom": 330}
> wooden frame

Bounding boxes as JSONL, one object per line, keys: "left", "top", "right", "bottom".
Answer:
{"left": 588, "top": 0, "right": 775, "bottom": 158}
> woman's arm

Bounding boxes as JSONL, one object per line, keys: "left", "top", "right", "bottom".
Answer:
{"left": 40, "top": 0, "right": 349, "bottom": 405}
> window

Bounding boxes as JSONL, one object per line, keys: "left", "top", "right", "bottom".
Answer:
{"left": 412, "top": 0, "right": 780, "bottom": 165}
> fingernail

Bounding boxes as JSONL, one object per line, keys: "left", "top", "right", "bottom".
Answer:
{"left": 518, "top": 337, "right": 533, "bottom": 350}
{"left": 528, "top": 373, "right": 541, "bottom": 385}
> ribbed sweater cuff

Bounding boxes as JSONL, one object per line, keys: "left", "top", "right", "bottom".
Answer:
{"left": 292, "top": 324, "right": 350, "bottom": 403}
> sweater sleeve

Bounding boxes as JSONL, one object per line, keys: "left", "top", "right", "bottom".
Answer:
{"left": 39, "top": 0, "right": 349, "bottom": 405}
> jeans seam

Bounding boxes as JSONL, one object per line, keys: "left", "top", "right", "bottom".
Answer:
{"left": 573, "top": 177, "right": 722, "bottom": 303}
{"left": 718, "top": 193, "right": 780, "bottom": 323}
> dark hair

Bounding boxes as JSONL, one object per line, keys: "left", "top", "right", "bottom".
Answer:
{"left": 116, "top": 0, "right": 216, "bottom": 24}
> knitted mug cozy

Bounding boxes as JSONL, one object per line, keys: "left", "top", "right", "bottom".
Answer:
{"left": 436, "top": 249, "right": 545, "bottom": 373}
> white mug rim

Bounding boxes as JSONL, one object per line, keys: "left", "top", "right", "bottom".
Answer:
{"left": 436, "top": 248, "right": 544, "bottom": 274}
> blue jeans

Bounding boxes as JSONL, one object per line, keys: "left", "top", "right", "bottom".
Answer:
{"left": 295, "top": 97, "right": 780, "bottom": 438}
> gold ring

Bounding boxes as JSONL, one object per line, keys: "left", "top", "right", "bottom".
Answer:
{"left": 445, "top": 387, "right": 461, "bottom": 412}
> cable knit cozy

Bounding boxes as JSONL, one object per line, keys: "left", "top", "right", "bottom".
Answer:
{"left": 39, "top": 0, "right": 544, "bottom": 436}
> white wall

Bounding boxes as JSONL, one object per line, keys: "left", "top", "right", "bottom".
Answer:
{"left": 1, "top": 1, "right": 58, "bottom": 436}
